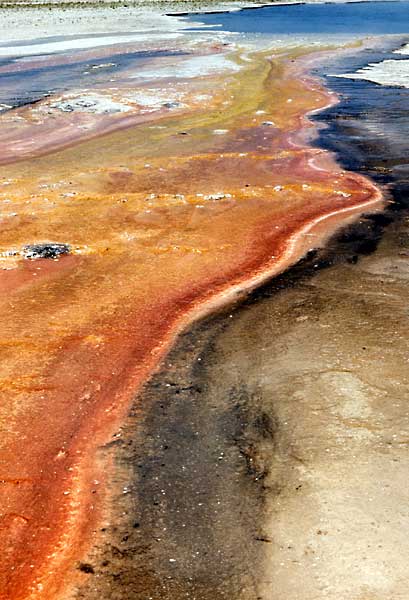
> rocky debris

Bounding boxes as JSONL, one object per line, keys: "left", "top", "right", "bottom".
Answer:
{"left": 52, "top": 99, "right": 92, "bottom": 113}
{"left": 123, "top": 90, "right": 185, "bottom": 112}
{"left": 22, "top": 243, "right": 71, "bottom": 260}
{"left": 162, "top": 101, "right": 182, "bottom": 109}
{"left": 49, "top": 94, "right": 131, "bottom": 115}
{"left": 198, "top": 192, "right": 233, "bottom": 201}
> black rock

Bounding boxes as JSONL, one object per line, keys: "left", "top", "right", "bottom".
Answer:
{"left": 162, "top": 102, "right": 181, "bottom": 109}
{"left": 78, "top": 562, "right": 95, "bottom": 574}
{"left": 22, "top": 243, "right": 71, "bottom": 260}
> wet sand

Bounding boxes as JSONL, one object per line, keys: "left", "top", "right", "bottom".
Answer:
{"left": 0, "top": 38, "right": 385, "bottom": 600}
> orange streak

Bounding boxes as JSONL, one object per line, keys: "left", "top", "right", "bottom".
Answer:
{"left": 0, "top": 49, "right": 383, "bottom": 599}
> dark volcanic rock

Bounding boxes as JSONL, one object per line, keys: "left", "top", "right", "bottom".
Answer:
{"left": 22, "top": 243, "right": 71, "bottom": 260}
{"left": 162, "top": 102, "right": 181, "bottom": 109}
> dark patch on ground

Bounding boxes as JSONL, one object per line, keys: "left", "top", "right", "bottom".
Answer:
{"left": 22, "top": 242, "right": 70, "bottom": 259}
{"left": 76, "top": 318, "right": 280, "bottom": 599}
{"left": 78, "top": 563, "right": 95, "bottom": 575}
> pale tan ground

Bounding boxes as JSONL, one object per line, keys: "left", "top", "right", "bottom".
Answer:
{"left": 206, "top": 217, "right": 409, "bottom": 600}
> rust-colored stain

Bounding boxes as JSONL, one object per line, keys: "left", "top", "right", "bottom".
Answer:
{"left": 0, "top": 48, "right": 382, "bottom": 599}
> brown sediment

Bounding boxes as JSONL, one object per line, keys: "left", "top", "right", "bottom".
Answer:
{"left": 0, "top": 45, "right": 382, "bottom": 600}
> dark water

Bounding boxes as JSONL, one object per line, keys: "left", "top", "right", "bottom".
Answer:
{"left": 313, "top": 43, "right": 409, "bottom": 208}
{"left": 185, "top": 0, "right": 409, "bottom": 34}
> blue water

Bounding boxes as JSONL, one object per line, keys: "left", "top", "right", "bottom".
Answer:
{"left": 185, "top": 1, "right": 409, "bottom": 35}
